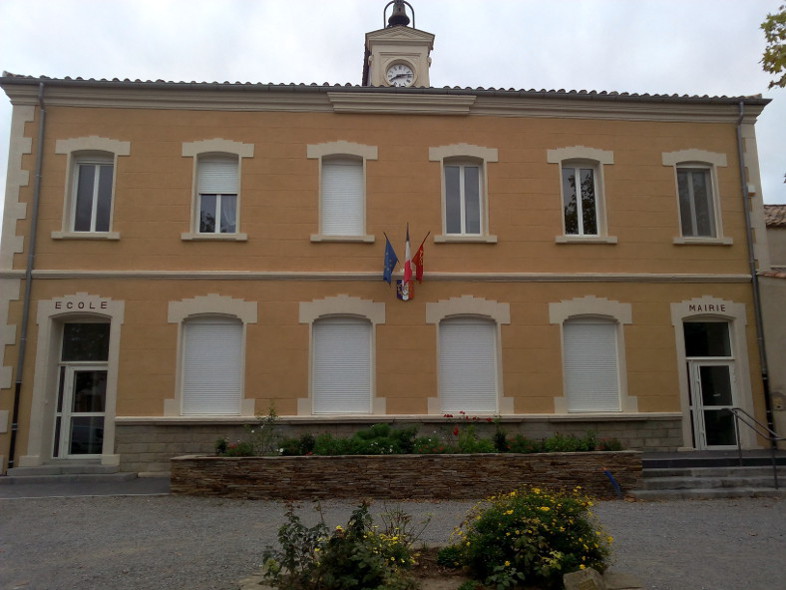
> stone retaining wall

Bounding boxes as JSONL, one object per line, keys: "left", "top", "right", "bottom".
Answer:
{"left": 170, "top": 451, "right": 641, "bottom": 500}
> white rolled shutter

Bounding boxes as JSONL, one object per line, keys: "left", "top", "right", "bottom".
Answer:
{"left": 439, "top": 317, "right": 498, "bottom": 413}
{"left": 313, "top": 317, "right": 372, "bottom": 414}
{"left": 198, "top": 156, "right": 238, "bottom": 194}
{"left": 321, "top": 158, "right": 363, "bottom": 236}
{"left": 182, "top": 317, "right": 243, "bottom": 414}
{"left": 563, "top": 320, "right": 621, "bottom": 412}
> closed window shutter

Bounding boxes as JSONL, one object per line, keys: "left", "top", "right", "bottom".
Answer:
{"left": 182, "top": 318, "right": 243, "bottom": 415}
{"left": 313, "top": 317, "right": 371, "bottom": 414}
{"left": 198, "top": 156, "right": 238, "bottom": 194}
{"left": 563, "top": 320, "right": 620, "bottom": 412}
{"left": 439, "top": 317, "right": 498, "bottom": 413}
{"left": 321, "top": 158, "right": 363, "bottom": 236}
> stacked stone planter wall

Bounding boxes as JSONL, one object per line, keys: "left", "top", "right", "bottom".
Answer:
{"left": 171, "top": 451, "right": 641, "bottom": 500}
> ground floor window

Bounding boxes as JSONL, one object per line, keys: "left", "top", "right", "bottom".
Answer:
{"left": 312, "top": 317, "right": 372, "bottom": 414}
{"left": 182, "top": 317, "right": 243, "bottom": 414}
{"left": 438, "top": 316, "right": 498, "bottom": 413}
{"left": 562, "top": 319, "right": 621, "bottom": 412}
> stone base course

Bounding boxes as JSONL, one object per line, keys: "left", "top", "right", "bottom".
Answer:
{"left": 118, "top": 416, "right": 677, "bottom": 474}
{"left": 170, "top": 451, "right": 641, "bottom": 500}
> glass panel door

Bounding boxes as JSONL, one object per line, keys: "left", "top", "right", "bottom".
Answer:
{"left": 54, "top": 366, "right": 107, "bottom": 457}
{"left": 688, "top": 361, "right": 738, "bottom": 449}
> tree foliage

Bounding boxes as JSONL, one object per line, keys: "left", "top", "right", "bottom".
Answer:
{"left": 761, "top": 4, "right": 786, "bottom": 89}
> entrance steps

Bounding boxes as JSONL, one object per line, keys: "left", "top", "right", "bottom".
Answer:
{"left": 1, "top": 461, "right": 137, "bottom": 485}
{"left": 630, "top": 450, "right": 786, "bottom": 500}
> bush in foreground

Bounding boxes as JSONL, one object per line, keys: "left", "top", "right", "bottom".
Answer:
{"left": 438, "top": 487, "right": 613, "bottom": 590}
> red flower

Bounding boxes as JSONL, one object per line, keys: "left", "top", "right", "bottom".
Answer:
{"left": 453, "top": 426, "right": 460, "bottom": 436}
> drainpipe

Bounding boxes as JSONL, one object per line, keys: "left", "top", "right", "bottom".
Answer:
{"left": 7, "top": 82, "right": 46, "bottom": 469}
{"left": 736, "top": 100, "right": 775, "bottom": 444}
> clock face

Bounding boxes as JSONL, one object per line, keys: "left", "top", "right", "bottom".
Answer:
{"left": 386, "top": 63, "right": 414, "bottom": 87}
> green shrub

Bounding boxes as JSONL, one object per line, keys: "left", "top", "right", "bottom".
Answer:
{"left": 262, "top": 501, "right": 422, "bottom": 590}
{"left": 413, "top": 435, "right": 451, "bottom": 454}
{"left": 542, "top": 432, "right": 597, "bottom": 453}
{"left": 597, "top": 437, "right": 624, "bottom": 451}
{"left": 280, "top": 434, "right": 316, "bottom": 456}
{"left": 457, "top": 425, "right": 496, "bottom": 454}
{"left": 443, "top": 487, "right": 612, "bottom": 590}
{"left": 507, "top": 435, "right": 543, "bottom": 454}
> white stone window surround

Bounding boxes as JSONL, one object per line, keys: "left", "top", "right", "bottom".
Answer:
{"left": 662, "top": 149, "right": 732, "bottom": 245}
{"left": 429, "top": 144, "right": 499, "bottom": 243}
{"left": 166, "top": 294, "right": 258, "bottom": 416}
{"left": 307, "top": 141, "right": 378, "bottom": 243}
{"left": 670, "top": 295, "right": 756, "bottom": 449}
{"left": 546, "top": 146, "right": 617, "bottom": 244}
{"left": 425, "top": 295, "right": 512, "bottom": 414}
{"left": 52, "top": 136, "right": 131, "bottom": 240}
{"left": 549, "top": 295, "right": 636, "bottom": 414}
{"left": 298, "top": 294, "right": 385, "bottom": 416}
{"left": 18, "top": 293, "right": 124, "bottom": 468}
{"left": 181, "top": 139, "right": 254, "bottom": 242}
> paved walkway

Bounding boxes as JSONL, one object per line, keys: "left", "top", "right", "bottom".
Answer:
{"left": 0, "top": 476, "right": 170, "bottom": 498}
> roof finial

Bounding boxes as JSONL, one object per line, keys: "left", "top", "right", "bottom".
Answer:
{"left": 386, "top": 0, "right": 413, "bottom": 28}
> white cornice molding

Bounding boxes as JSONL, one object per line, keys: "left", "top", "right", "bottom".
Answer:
{"left": 7, "top": 269, "right": 752, "bottom": 283}
{"left": 1, "top": 83, "right": 766, "bottom": 123}
{"left": 327, "top": 92, "right": 475, "bottom": 114}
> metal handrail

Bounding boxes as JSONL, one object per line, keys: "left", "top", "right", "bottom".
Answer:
{"left": 727, "top": 407, "right": 784, "bottom": 490}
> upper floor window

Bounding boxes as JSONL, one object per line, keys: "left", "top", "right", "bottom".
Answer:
{"left": 430, "top": 144, "right": 498, "bottom": 243}
{"left": 307, "top": 141, "right": 377, "bottom": 242}
{"left": 182, "top": 139, "right": 254, "bottom": 241}
{"left": 72, "top": 156, "right": 114, "bottom": 233}
{"left": 676, "top": 166, "right": 715, "bottom": 238}
{"left": 662, "top": 149, "right": 731, "bottom": 245}
{"left": 197, "top": 155, "right": 239, "bottom": 234}
{"left": 53, "top": 136, "right": 131, "bottom": 240}
{"left": 547, "top": 146, "right": 615, "bottom": 244}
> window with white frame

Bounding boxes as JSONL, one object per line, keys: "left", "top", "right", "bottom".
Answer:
{"left": 312, "top": 317, "right": 372, "bottom": 414}
{"left": 181, "top": 316, "right": 243, "bottom": 415}
{"left": 444, "top": 159, "right": 483, "bottom": 235}
{"left": 561, "top": 162, "right": 599, "bottom": 236}
{"left": 71, "top": 155, "right": 114, "bottom": 232}
{"left": 53, "top": 137, "right": 130, "bottom": 239}
{"left": 307, "top": 141, "right": 377, "bottom": 242}
{"left": 547, "top": 147, "right": 614, "bottom": 242}
{"left": 197, "top": 155, "right": 239, "bottom": 234}
{"left": 321, "top": 157, "right": 364, "bottom": 236}
{"left": 438, "top": 316, "right": 498, "bottom": 413}
{"left": 562, "top": 318, "right": 621, "bottom": 412}
{"left": 182, "top": 139, "right": 253, "bottom": 241}
{"left": 662, "top": 149, "right": 728, "bottom": 243}
{"left": 676, "top": 166, "right": 716, "bottom": 238}
{"left": 430, "top": 144, "right": 498, "bottom": 242}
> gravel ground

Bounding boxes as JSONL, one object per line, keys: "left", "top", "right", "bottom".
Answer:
{"left": 1, "top": 495, "right": 785, "bottom": 590}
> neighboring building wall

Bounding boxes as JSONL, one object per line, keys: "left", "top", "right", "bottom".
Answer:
{"left": 761, "top": 275, "right": 786, "bottom": 448}
{"left": 766, "top": 228, "right": 786, "bottom": 268}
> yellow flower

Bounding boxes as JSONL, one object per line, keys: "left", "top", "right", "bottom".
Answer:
{"left": 504, "top": 560, "right": 511, "bottom": 567}
{"left": 532, "top": 487, "right": 541, "bottom": 494}
{"left": 505, "top": 510, "right": 514, "bottom": 515}
{"left": 607, "top": 536, "right": 614, "bottom": 544}
{"left": 580, "top": 564, "right": 586, "bottom": 570}
{"left": 539, "top": 506, "right": 550, "bottom": 512}
{"left": 509, "top": 490, "right": 517, "bottom": 497}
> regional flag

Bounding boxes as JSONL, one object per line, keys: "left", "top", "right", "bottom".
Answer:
{"left": 382, "top": 234, "right": 399, "bottom": 284}
{"left": 412, "top": 232, "right": 429, "bottom": 283}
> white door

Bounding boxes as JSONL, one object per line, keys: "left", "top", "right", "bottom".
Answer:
{"left": 687, "top": 360, "right": 738, "bottom": 449}
{"left": 54, "top": 365, "right": 107, "bottom": 457}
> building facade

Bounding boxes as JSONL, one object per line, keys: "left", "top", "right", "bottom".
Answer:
{"left": 0, "top": 5, "right": 776, "bottom": 473}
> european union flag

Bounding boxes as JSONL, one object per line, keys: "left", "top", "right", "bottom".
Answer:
{"left": 383, "top": 234, "right": 399, "bottom": 284}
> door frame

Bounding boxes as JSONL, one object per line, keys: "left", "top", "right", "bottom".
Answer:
{"left": 54, "top": 364, "right": 108, "bottom": 459}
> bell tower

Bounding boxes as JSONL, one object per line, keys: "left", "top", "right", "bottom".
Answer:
{"left": 362, "top": 0, "right": 434, "bottom": 88}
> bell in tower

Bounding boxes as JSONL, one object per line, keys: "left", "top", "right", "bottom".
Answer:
{"left": 386, "top": 0, "right": 411, "bottom": 27}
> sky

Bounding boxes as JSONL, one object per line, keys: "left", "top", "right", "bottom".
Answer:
{"left": 0, "top": 0, "right": 784, "bottom": 232}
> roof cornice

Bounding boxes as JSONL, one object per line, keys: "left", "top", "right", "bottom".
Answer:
{"left": 0, "top": 74, "right": 769, "bottom": 122}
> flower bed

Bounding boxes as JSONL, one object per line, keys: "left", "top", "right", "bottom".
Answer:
{"left": 170, "top": 450, "right": 641, "bottom": 500}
